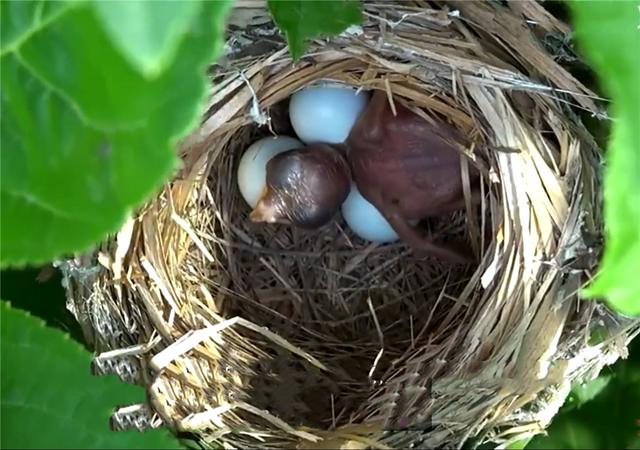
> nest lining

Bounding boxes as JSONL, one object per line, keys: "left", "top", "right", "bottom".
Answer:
{"left": 201, "top": 86, "right": 484, "bottom": 428}
{"left": 61, "top": 2, "right": 640, "bottom": 449}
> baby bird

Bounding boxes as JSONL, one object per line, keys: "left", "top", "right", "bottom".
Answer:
{"left": 250, "top": 144, "right": 351, "bottom": 229}
{"left": 346, "top": 90, "right": 479, "bottom": 263}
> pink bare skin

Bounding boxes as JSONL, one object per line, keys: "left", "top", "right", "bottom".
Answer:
{"left": 347, "top": 90, "right": 481, "bottom": 263}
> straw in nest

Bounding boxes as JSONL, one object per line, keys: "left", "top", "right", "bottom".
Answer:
{"left": 61, "top": 1, "right": 640, "bottom": 449}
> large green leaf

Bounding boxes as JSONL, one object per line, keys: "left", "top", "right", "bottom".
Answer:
{"left": 569, "top": 2, "right": 640, "bottom": 316}
{"left": 0, "top": 0, "right": 231, "bottom": 267}
{"left": 268, "top": 0, "right": 362, "bottom": 61}
{"left": 0, "top": 1, "right": 69, "bottom": 53}
{"left": 0, "top": 301, "right": 179, "bottom": 449}
{"left": 93, "top": 0, "right": 200, "bottom": 78}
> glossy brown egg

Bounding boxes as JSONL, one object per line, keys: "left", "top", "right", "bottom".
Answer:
{"left": 250, "top": 144, "right": 351, "bottom": 229}
{"left": 346, "top": 90, "right": 479, "bottom": 262}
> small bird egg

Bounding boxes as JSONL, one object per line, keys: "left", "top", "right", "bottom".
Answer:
{"left": 237, "top": 136, "right": 303, "bottom": 207}
{"left": 289, "top": 81, "right": 370, "bottom": 144}
{"left": 341, "top": 184, "right": 399, "bottom": 243}
{"left": 342, "top": 184, "right": 418, "bottom": 244}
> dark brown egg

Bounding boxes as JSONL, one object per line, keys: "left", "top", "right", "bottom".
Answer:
{"left": 346, "top": 90, "right": 479, "bottom": 262}
{"left": 250, "top": 144, "right": 351, "bottom": 229}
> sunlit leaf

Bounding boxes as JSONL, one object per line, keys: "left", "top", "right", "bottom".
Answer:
{"left": 0, "top": 1, "right": 69, "bottom": 53}
{"left": 569, "top": 1, "right": 640, "bottom": 316}
{"left": 0, "top": 0, "right": 231, "bottom": 267}
{"left": 93, "top": 0, "right": 200, "bottom": 78}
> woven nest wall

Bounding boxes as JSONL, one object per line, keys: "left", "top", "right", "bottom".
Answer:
{"left": 61, "top": 2, "right": 640, "bottom": 449}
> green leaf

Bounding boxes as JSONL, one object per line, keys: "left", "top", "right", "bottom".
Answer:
{"left": 268, "top": 0, "right": 362, "bottom": 60}
{"left": 528, "top": 418, "right": 599, "bottom": 449}
{"left": 569, "top": 2, "right": 640, "bottom": 316}
{"left": 527, "top": 337, "right": 640, "bottom": 449}
{"left": 0, "top": 1, "right": 232, "bottom": 267}
{"left": 507, "top": 438, "right": 532, "bottom": 449}
{"left": 564, "top": 374, "right": 612, "bottom": 412}
{"left": 93, "top": 0, "right": 200, "bottom": 78}
{"left": 0, "top": 1, "right": 70, "bottom": 53}
{"left": 0, "top": 300, "right": 179, "bottom": 449}
{"left": 0, "top": 1, "right": 42, "bottom": 50}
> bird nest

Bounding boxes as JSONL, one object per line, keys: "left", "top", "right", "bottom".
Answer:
{"left": 61, "top": 1, "right": 640, "bottom": 449}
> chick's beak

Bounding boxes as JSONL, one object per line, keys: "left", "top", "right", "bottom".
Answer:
{"left": 249, "top": 186, "right": 285, "bottom": 224}
{"left": 250, "top": 201, "right": 277, "bottom": 223}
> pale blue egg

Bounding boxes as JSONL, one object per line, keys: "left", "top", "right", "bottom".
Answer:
{"left": 289, "top": 82, "right": 370, "bottom": 144}
{"left": 341, "top": 184, "right": 401, "bottom": 243}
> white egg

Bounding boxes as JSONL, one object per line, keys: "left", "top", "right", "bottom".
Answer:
{"left": 342, "top": 184, "right": 419, "bottom": 244}
{"left": 237, "top": 136, "right": 303, "bottom": 207}
{"left": 289, "top": 81, "right": 370, "bottom": 144}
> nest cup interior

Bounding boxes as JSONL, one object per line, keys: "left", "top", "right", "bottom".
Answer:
{"left": 201, "top": 70, "right": 488, "bottom": 428}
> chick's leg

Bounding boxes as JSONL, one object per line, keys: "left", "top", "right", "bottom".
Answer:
{"left": 380, "top": 199, "right": 475, "bottom": 264}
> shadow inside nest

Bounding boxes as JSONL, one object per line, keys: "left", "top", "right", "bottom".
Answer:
{"left": 199, "top": 98, "right": 489, "bottom": 429}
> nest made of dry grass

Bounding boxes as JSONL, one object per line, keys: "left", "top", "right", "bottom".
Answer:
{"left": 62, "top": 1, "right": 640, "bottom": 449}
